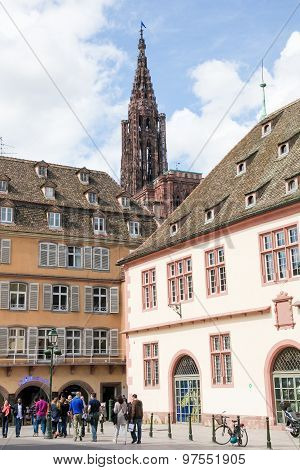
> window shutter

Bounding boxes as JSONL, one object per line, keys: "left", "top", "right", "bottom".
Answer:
{"left": 0, "top": 327, "right": 8, "bottom": 357}
{"left": 27, "top": 327, "right": 38, "bottom": 360}
{"left": 84, "top": 286, "right": 93, "bottom": 313}
{"left": 58, "top": 244, "right": 67, "bottom": 267}
{"left": 84, "top": 246, "right": 92, "bottom": 269}
{"left": 101, "top": 248, "right": 110, "bottom": 271}
{"left": 109, "top": 329, "right": 119, "bottom": 356}
{"left": 71, "top": 285, "right": 80, "bottom": 312}
{"left": 39, "top": 243, "right": 49, "bottom": 266}
{"left": 29, "top": 283, "right": 39, "bottom": 310}
{"left": 48, "top": 243, "right": 57, "bottom": 267}
{"left": 83, "top": 329, "right": 93, "bottom": 356}
{"left": 0, "top": 282, "right": 9, "bottom": 309}
{"left": 56, "top": 328, "right": 65, "bottom": 357}
{"left": 110, "top": 287, "right": 119, "bottom": 313}
{"left": 93, "top": 248, "right": 101, "bottom": 270}
{"left": 1, "top": 239, "right": 11, "bottom": 264}
{"left": 43, "top": 284, "right": 52, "bottom": 310}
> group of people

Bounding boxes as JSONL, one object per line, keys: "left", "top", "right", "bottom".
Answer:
{"left": 1, "top": 392, "right": 143, "bottom": 444}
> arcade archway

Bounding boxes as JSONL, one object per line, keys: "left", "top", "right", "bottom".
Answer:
{"left": 58, "top": 380, "right": 94, "bottom": 404}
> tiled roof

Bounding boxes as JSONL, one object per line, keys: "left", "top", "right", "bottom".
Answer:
{"left": 0, "top": 156, "right": 156, "bottom": 241}
{"left": 119, "top": 98, "right": 300, "bottom": 264}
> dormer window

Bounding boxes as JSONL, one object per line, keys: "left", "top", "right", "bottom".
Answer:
{"left": 35, "top": 161, "right": 48, "bottom": 178}
{"left": 121, "top": 197, "right": 130, "bottom": 208}
{"left": 0, "top": 180, "right": 8, "bottom": 193}
{"left": 45, "top": 187, "right": 55, "bottom": 199}
{"left": 262, "top": 122, "right": 271, "bottom": 137}
{"left": 87, "top": 192, "right": 98, "bottom": 204}
{"left": 278, "top": 142, "right": 289, "bottom": 158}
{"left": 236, "top": 161, "right": 246, "bottom": 176}
{"left": 205, "top": 209, "right": 215, "bottom": 223}
{"left": 245, "top": 193, "right": 256, "bottom": 208}
{"left": 77, "top": 169, "right": 89, "bottom": 185}
{"left": 93, "top": 217, "right": 105, "bottom": 234}
{"left": 48, "top": 211, "right": 61, "bottom": 229}
{"left": 286, "top": 177, "right": 298, "bottom": 194}
{"left": 0, "top": 206, "right": 13, "bottom": 224}
{"left": 129, "top": 221, "right": 140, "bottom": 237}
{"left": 170, "top": 223, "right": 178, "bottom": 236}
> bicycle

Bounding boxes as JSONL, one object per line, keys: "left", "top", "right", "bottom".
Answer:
{"left": 214, "top": 415, "right": 248, "bottom": 447}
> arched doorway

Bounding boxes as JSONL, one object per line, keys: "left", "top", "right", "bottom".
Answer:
{"left": 272, "top": 347, "right": 300, "bottom": 423}
{"left": 59, "top": 381, "right": 94, "bottom": 404}
{"left": 16, "top": 386, "right": 48, "bottom": 408}
{"left": 0, "top": 385, "right": 8, "bottom": 407}
{"left": 173, "top": 355, "right": 201, "bottom": 423}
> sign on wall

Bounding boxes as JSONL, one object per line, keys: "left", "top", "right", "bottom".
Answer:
{"left": 18, "top": 376, "right": 50, "bottom": 386}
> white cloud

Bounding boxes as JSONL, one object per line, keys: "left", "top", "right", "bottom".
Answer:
{"left": 0, "top": 0, "right": 124, "bottom": 179}
{"left": 167, "top": 31, "right": 300, "bottom": 175}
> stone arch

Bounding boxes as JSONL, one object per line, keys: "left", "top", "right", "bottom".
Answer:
{"left": 264, "top": 339, "right": 300, "bottom": 424}
{"left": 15, "top": 380, "right": 50, "bottom": 400}
{"left": 0, "top": 384, "right": 9, "bottom": 405}
{"left": 168, "top": 350, "right": 202, "bottom": 423}
{"left": 58, "top": 380, "right": 94, "bottom": 401}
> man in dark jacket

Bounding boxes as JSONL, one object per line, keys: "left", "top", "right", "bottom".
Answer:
{"left": 13, "top": 398, "right": 25, "bottom": 437}
{"left": 131, "top": 394, "right": 143, "bottom": 444}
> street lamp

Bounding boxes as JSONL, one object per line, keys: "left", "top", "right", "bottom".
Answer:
{"left": 44, "top": 328, "right": 62, "bottom": 439}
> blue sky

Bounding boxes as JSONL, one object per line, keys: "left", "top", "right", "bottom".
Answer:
{"left": 0, "top": 0, "right": 300, "bottom": 180}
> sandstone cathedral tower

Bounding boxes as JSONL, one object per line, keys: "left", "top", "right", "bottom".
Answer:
{"left": 121, "top": 28, "right": 202, "bottom": 220}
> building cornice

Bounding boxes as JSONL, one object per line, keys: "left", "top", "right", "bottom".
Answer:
{"left": 121, "top": 306, "right": 271, "bottom": 335}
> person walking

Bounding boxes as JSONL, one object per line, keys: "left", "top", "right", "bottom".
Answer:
{"left": 69, "top": 391, "right": 84, "bottom": 442}
{"left": 51, "top": 397, "right": 61, "bottom": 438}
{"left": 34, "top": 396, "right": 48, "bottom": 436}
{"left": 58, "top": 396, "right": 69, "bottom": 437}
{"left": 1, "top": 400, "right": 11, "bottom": 438}
{"left": 13, "top": 398, "right": 25, "bottom": 437}
{"left": 88, "top": 392, "right": 100, "bottom": 442}
{"left": 131, "top": 394, "right": 143, "bottom": 444}
{"left": 113, "top": 396, "right": 128, "bottom": 444}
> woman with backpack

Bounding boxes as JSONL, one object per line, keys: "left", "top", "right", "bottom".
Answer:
{"left": 113, "top": 396, "right": 128, "bottom": 444}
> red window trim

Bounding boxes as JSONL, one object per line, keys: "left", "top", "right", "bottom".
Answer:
{"left": 210, "top": 332, "right": 234, "bottom": 388}
{"left": 259, "top": 224, "right": 299, "bottom": 285}
{"left": 143, "top": 342, "right": 159, "bottom": 388}
{"left": 167, "top": 256, "right": 193, "bottom": 305}
{"left": 205, "top": 246, "right": 227, "bottom": 296}
{"left": 141, "top": 268, "right": 157, "bottom": 310}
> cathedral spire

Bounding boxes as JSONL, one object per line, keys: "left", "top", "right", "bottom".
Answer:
{"left": 120, "top": 27, "right": 167, "bottom": 196}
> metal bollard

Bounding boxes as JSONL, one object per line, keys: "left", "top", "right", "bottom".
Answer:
{"left": 237, "top": 415, "right": 240, "bottom": 429}
{"left": 168, "top": 413, "right": 172, "bottom": 439}
{"left": 149, "top": 413, "right": 153, "bottom": 438}
{"left": 100, "top": 419, "right": 104, "bottom": 434}
{"left": 266, "top": 417, "right": 272, "bottom": 449}
{"left": 212, "top": 415, "right": 216, "bottom": 443}
{"left": 188, "top": 414, "right": 193, "bottom": 441}
{"left": 108, "top": 399, "right": 114, "bottom": 422}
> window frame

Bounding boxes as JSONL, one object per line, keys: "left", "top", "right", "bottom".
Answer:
{"left": 259, "top": 224, "right": 300, "bottom": 284}
{"left": 93, "top": 329, "right": 109, "bottom": 355}
{"left": 142, "top": 268, "right": 157, "bottom": 310}
{"left": 143, "top": 342, "right": 159, "bottom": 388}
{"left": 205, "top": 209, "right": 215, "bottom": 223}
{"left": 92, "top": 286, "right": 109, "bottom": 314}
{"left": 0, "top": 206, "right": 13, "bottom": 224}
{"left": 167, "top": 256, "right": 193, "bottom": 305}
{"left": 44, "top": 186, "right": 55, "bottom": 199}
{"left": 205, "top": 246, "right": 227, "bottom": 296}
{"left": 0, "top": 180, "right": 8, "bottom": 193}
{"left": 48, "top": 211, "right": 61, "bottom": 229}
{"left": 278, "top": 142, "right": 289, "bottom": 158}
{"left": 66, "top": 329, "right": 81, "bottom": 356}
{"left": 67, "top": 246, "right": 82, "bottom": 269}
{"left": 285, "top": 177, "right": 298, "bottom": 195}
{"left": 52, "top": 284, "right": 69, "bottom": 312}
{"left": 261, "top": 121, "right": 272, "bottom": 137}
{"left": 8, "top": 328, "right": 26, "bottom": 355}
{"left": 236, "top": 161, "right": 246, "bottom": 176}
{"left": 210, "top": 333, "right": 233, "bottom": 387}
{"left": 87, "top": 192, "right": 98, "bottom": 204}
{"left": 129, "top": 220, "right": 140, "bottom": 237}
{"left": 93, "top": 217, "right": 106, "bottom": 234}
{"left": 9, "top": 282, "right": 27, "bottom": 311}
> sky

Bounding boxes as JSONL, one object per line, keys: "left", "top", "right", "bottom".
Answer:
{"left": 0, "top": 0, "right": 300, "bottom": 183}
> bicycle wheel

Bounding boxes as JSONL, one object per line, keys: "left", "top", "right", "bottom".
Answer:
{"left": 238, "top": 428, "right": 248, "bottom": 447}
{"left": 215, "top": 425, "right": 231, "bottom": 445}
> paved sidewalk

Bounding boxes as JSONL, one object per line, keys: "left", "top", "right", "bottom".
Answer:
{"left": 0, "top": 422, "right": 299, "bottom": 450}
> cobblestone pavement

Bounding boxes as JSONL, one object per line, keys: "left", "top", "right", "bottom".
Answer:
{"left": 0, "top": 422, "right": 299, "bottom": 450}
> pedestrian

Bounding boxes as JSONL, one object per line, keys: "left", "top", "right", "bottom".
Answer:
{"left": 80, "top": 396, "right": 87, "bottom": 438}
{"left": 131, "top": 394, "right": 143, "bottom": 444}
{"left": 13, "top": 398, "right": 25, "bottom": 437}
{"left": 58, "top": 396, "right": 69, "bottom": 437}
{"left": 88, "top": 392, "right": 100, "bottom": 442}
{"left": 1, "top": 400, "right": 11, "bottom": 438}
{"left": 67, "top": 395, "right": 73, "bottom": 434}
{"left": 51, "top": 397, "right": 61, "bottom": 438}
{"left": 113, "top": 396, "right": 128, "bottom": 444}
{"left": 30, "top": 400, "right": 37, "bottom": 430}
{"left": 34, "top": 395, "right": 48, "bottom": 436}
{"left": 69, "top": 391, "right": 84, "bottom": 442}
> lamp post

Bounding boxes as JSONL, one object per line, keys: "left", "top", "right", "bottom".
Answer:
{"left": 44, "top": 328, "right": 61, "bottom": 439}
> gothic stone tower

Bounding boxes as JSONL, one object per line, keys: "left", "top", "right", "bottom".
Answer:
{"left": 120, "top": 29, "right": 202, "bottom": 221}
{"left": 121, "top": 29, "right": 167, "bottom": 195}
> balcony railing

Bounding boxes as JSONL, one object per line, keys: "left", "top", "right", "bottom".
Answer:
{"left": 0, "top": 349, "right": 126, "bottom": 367}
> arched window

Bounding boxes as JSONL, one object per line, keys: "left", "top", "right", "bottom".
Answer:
{"left": 174, "top": 355, "right": 199, "bottom": 376}
{"left": 146, "top": 141, "right": 152, "bottom": 182}
{"left": 174, "top": 195, "right": 181, "bottom": 208}
{"left": 146, "top": 118, "right": 150, "bottom": 130}
{"left": 138, "top": 116, "right": 143, "bottom": 132}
